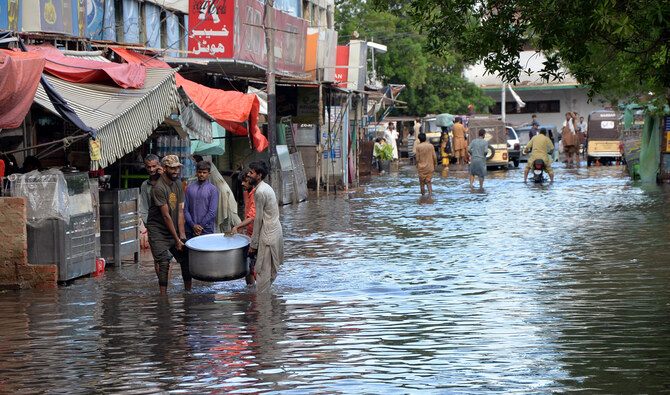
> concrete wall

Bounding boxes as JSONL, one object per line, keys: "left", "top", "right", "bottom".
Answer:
{"left": 484, "top": 87, "right": 611, "bottom": 128}
{"left": 0, "top": 198, "right": 57, "bottom": 289}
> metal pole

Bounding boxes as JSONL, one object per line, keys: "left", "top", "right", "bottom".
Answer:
{"left": 501, "top": 82, "right": 506, "bottom": 123}
{"left": 265, "top": 0, "right": 278, "bottom": 186}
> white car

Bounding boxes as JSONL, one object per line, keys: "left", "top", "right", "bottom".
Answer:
{"left": 506, "top": 126, "right": 521, "bottom": 167}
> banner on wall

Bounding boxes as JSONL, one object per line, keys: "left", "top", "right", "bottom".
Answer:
{"left": 334, "top": 45, "right": 349, "bottom": 88}
{"left": 85, "top": 0, "right": 104, "bottom": 39}
{"left": 188, "top": 0, "right": 235, "bottom": 57}
{"left": 19, "top": 0, "right": 81, "bottom": 35}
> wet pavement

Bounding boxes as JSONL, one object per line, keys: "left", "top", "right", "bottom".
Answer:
{"left": 2, "top": 161, "right": 670, "bottom": 393}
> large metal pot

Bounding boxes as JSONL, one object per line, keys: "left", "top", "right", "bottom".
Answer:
{"left": 185, "top": 233, "right": 250, "bottom": 281}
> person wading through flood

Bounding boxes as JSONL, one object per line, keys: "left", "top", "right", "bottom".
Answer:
{"left": 232, "top": 168, "right": 257, "bottom": 285}
{"left": 146, "top": 155, "right": 191, "bottom": 295}
{"left": 184, "top": 161, "right": 218, "bottom": 239}
{"left": 468, "top": 129, "right": 488, "bottom": 188}
{"left": 247, "top": 161, "right": 283, "bottom": 292}
{"left": 452, "top": 117, "right": 468, "bottom": 165}
{"left": 415, "top": 132, "right": 437, "bottom": 196}
{"left": 139, "top": 154, "right": 163, "bottom": 226}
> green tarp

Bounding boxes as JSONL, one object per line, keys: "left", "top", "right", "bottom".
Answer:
{"left": 191, "top": 122, "right": 226, "bottom": 156}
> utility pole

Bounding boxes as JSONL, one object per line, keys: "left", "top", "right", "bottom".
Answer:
{"left": 265, "top": 0, "right": 279, "bottom": 188}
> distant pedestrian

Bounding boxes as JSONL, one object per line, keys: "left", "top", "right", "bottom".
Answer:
{"left": 146, "top": 155, "right": 191, "bottom": 295}
{"left": 529, "top": 123, "right": 539, "bottom": 138}
{"left": 531, "top": 114, "right": 540, "bottom": 127}
{"left": 562, "top": 111, "right": 578, "bottom": 164}
{"left": 184, "top": 161, "right": 218, "bottom": 239}
{"left": 578, "top": 116, "right": 587, "bottom": 135}
{"left": 384, "top": 123, "right": 399, "bottom": 160}
{"left": 415, "top": 132, "right": 437, "bottom": 196}
{"left": 407, "top": 129, "right": 417, "bottom": 165}
{"left": 468, "top": 129, "right": 488, "bottom": 188}
{"left": 247, "top": 161, "right": 283, "bottom": 293}
{"left": 413, "top": 119, "right": 422, "bottom": 136}
{"left": 452, "top": 117, "right": 468, "bottom": 165}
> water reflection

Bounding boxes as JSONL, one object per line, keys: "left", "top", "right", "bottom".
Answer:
{"left": 0, "top": 162, "right": 669, "bottom": 392}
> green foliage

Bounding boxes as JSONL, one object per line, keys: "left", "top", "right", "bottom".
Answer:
{"left": 373, "top": 0, "right": 670, "bottom": 106}
{"left": 375, "top": 143, "right": 394, "bottom": 160}
{"left": 335, "top": 0, "right": 494, "bottom": 116}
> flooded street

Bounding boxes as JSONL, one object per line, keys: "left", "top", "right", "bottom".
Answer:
{"left": 2, "top": 162, "right": 670, "bottom": 393}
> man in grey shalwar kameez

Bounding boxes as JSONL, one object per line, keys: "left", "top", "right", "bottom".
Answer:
{"left": 247, "top": 161, "right": 284, "bottom": 292}
{"left": 468, "top": 129, "right": 489, "bottom": 188}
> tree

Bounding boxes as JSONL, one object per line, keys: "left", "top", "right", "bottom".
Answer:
{"left": 335, "top": 0, "right": 494, "bottom": 115}
{"left": 373, "top": 0, "right": 670, "bottom": 107}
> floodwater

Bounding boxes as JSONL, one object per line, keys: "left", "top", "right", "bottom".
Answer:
{"left": 2, "top": 161, "right": 670, "bottom": 393}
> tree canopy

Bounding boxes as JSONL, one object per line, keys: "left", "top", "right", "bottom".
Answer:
{"left": 335, "top": 0, "right": 494, "bottom": 116}
{"left": 373, "top": 0, "right": 670, "bottom": 107}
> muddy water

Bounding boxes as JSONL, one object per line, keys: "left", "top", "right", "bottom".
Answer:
{"left": 1, "top": 162, "right": 670, "bottom": 393}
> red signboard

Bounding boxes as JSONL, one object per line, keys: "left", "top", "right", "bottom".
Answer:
{"left": 334, "top": 46, "right": 349, "bottom": 87}
{"left": 188, "top": 0, "right": 235, "bottom": 58}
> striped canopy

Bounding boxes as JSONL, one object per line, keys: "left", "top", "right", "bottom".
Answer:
{"left": 34, "top": 68, "right": 180, "bottom": 169}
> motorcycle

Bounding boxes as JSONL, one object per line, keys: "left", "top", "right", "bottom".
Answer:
{"left": 531, "top": 158, "right": 546, "bottom": 183}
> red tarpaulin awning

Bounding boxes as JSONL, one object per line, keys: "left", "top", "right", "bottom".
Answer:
{"left": 28, "top": 44, "right": 146, "bottom": 89}
{"left": 109, "top": 47, "right": 267, "bottom": 152}
{"left": 0, "top": 49, "right": 46, "bottom": 129}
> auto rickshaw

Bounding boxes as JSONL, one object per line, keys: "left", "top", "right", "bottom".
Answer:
{"left": 466, "top": 115, "right": 509, "bottom": 170}
{"left": 586, "top": 110, "right": 621, "bottom": 166}
{"left": 421, "top": 114, "right": 452, "bottom": 163}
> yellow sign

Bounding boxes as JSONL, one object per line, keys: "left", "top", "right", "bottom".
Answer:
{"left": 89, "top": 138, "right": 101, "bottom": 161}
{"left": 667, "top": 132, "right": 670, "bottom": 151}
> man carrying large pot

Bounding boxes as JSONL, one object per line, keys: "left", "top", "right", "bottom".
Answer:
{"left": 146, "top": 155, "right": 191, "bottom": 295}
{"left": 246, "top": 161, "right": 283, "bottom": 293}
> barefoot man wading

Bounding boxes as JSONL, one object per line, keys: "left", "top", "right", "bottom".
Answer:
{"left": 246, "top": 161, "right": 284, "bottom": 293}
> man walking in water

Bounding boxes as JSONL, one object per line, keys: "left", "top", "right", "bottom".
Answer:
{"left": 452, "top": 117, "right": 468, "bottom": 165}
{"left": 468, "top": 129, "right": 488, "bottom": 188}
{"left": 247, "top": 161, "right": 283, "bottom": 293}
{"left": 415, "top": 132, "right": 437, "bottom": 196}
{"left": 146, "top": 155, "right": 191, "bottom": 294}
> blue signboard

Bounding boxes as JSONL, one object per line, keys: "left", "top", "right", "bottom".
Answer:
{"left": 0, "top": 0, "right": 8, "bottom": 30}
{"left": 85, "top": 0, "right": 103, "bottom": 38}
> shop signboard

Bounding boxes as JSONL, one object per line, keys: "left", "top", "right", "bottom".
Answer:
{"left": 334, "top": 45, "right": 349, "bottom": 88}
{"left": 188, "top": 0, "right": 235, "bottom": 57}
{"left": 234, "top": 0, "right": 306, "bottom": 73}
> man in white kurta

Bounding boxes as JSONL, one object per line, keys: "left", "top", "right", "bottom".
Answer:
{"left": 247, "top": 162, "right": 284, "bottom": 293}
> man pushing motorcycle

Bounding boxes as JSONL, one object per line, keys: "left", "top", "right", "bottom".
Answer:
{"left": 523, "top": 128, "right": 555, "bottom": 183}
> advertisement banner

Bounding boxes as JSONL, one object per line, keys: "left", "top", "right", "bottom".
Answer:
{"left": 39, "top": 0, "right": 65, "bottom": 32}
{"left": 334, "top": 45, "right": 349, "bottom": 87}
{"left": 188, "top": 0, "right": 235, "bottom": 58}
{"left": 85, "top": 0, "right": 103, "bottom": 38}
{"left": 1, "top": 0, "right": 8, "bottom": 30}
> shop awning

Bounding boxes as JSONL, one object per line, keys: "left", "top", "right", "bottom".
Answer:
{"left": 0, "top": 49, "right": 46, "bottom": 130}
{"left": 28, "top": 44, "right": 146, "bottom": 89}
{"left": 33, "top": 68, "right": 180, "bottom": 169}
{"left": 177, "top": 87, "right": 214, "bottom": 143}
{"left": 109, "top": 47, "right": 268, "bottom": 152}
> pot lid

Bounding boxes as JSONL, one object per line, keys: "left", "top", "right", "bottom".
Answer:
{"left": 185, "top": 233, "right": 251, "bottom": 251}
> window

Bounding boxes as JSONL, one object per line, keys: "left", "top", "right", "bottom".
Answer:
{"left": 492, "top": 100, "right": 560, "bottom": 114}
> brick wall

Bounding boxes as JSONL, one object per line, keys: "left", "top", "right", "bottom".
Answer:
{"left": 0, "top": 197, "right": 57, "bottom": 289}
